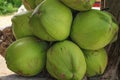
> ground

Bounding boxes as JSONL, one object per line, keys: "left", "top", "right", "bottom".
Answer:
{"left": 0, "top": 15, "right": 13, "bottom": 30}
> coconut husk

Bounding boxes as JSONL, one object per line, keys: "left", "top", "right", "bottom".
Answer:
{"left": 0, "top": 27, "right": 15, "bottom": 57}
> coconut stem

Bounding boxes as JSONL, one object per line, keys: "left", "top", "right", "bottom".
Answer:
{"left": 31, "top": 0, "right": 46, "bottom": 17}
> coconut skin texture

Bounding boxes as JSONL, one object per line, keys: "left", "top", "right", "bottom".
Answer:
{"left": 29, "top": 0, "right": 72, "bottom": 41}
{"left": 5, "top": 37, "right": 48, "bottom": 76}
{"left": 12, "top": 11, "right": 33, "bottom": 39}
{"left": 83, "top": 48, "right": 108, "bottom": 77}
{"left": 71, "top": 10, "right": 119, "bottom": 50}
{"left": 60, "top": 0, "right": 96, "bottom": 11}
{"left": 46, "top": 40, "right": 86, "bottom": 80}
{"left": 22, "top": 0, "right": 43, "bottom": 10}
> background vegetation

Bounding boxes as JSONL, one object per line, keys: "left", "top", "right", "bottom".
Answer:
{"left": 0, "top": 0, "right": 22, "bottom": 15}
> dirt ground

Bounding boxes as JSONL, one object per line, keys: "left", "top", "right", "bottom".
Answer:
{"left": 0, "top": 15, "right": 13, "bottom": 30}
{"left": 0, "top": 55, "right": 14, "bottom": 76}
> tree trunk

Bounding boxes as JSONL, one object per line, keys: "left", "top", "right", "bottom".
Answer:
{"left": 101, "top": 0, "right": 120, "bottom": 79}
{"left": 89, "top": 0, "right": 120, "bottom": 80}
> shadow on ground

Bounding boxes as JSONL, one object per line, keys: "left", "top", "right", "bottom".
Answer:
{"left": 0, "top": 74, "right": 52, "bottom": 80}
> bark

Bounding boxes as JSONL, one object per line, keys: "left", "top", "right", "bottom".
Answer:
{"left": 101, "top": 0, "right": 120, "bottom": 79}
{"left": 102, "top": 0, "right": 120, "bottom": 79}
{"left": 89, "top": 0, "right": 120, "bottom": 80}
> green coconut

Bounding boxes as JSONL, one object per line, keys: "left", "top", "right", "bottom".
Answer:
{"left": 29, "top": 0, "right": 72, "bottom": 41}
{"left": 12, "top": 11, "right": 33, "bottom": 39}
{"left": 5, "top": 37, "right": 48, "bottom": 76}
{"left": 60, "top": 0, "right": 96, "bottom": 11}
{"left": 46, "top": 40, "right": 86, "bottom": 80}
{"left": 83, "top": 48, "right": 108, "bottom": 77}
{"left": 70, "top": 10, "right": 119, "bottom": 50}
{"left": 22, "top": 0, "right": 43, "bottom": 10}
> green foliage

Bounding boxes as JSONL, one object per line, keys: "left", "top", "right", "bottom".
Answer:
{"left": 0, "top": 0, "right": 22, "bottom": 15}
{"left": 7, "top": 0, "right": 22, "bottom": 7}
